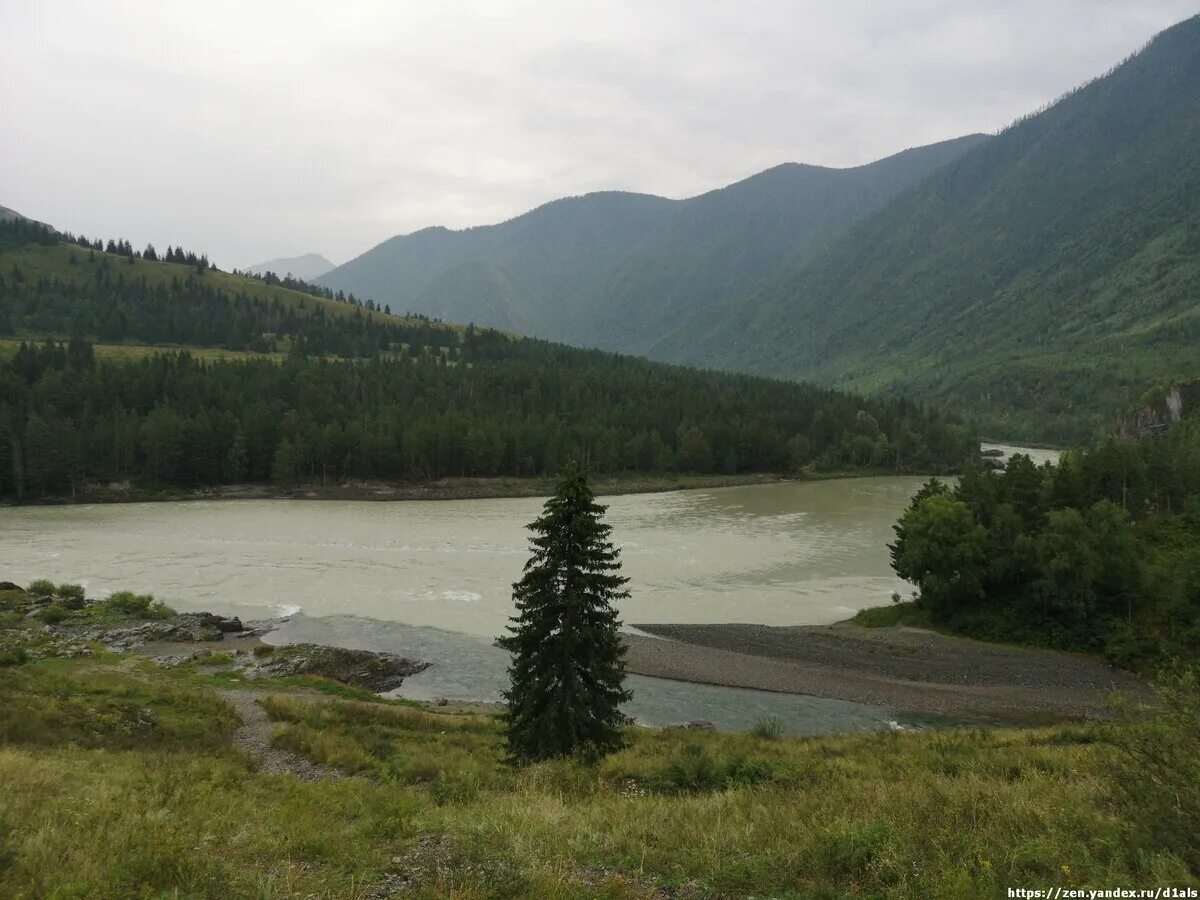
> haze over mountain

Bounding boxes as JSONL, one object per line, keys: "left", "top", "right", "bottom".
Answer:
{"left": 317, "top": 135, "right": 989, "bottom": 353}
{"left": 244, "top": 252, "right": 335, "bottom": 281}
{"left": 651, "top": 13, "right": 1200, "bottom": 442}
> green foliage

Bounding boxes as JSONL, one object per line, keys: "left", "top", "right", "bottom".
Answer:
{"left": 661, "top": 744, "right": 724, "bottom": 792}
{"left": 892, "top": 414, "right": 1200, "bottom": 663}
{"left": 1105, "top": 666, "right": 1200, "bottom": 872}
{"left": 750, "top": 714, "right": 783, "bottom": 740}
{"left": 39, "top": 605, "right": 70, "bottom": 625}
{"left": 891, "top": 494, "right": 986, "bottom": 615}
{"left": 852, "top": 602, "right": 930, "bottom": 629}
{"left": 499, "top": 462, "right": 631, "bottom": 763}
{"left": 0, "top": 661, "right": 236, "bottom": 750}
{"left": 26, "top": 579, "right": 55, "bottom": 598}
{"left": 0, "top": 227, "right": 447, "bottom": 356}
{"left": 0, "top": 331, "right": 973, "bottom": 499}
{"left": 54, "top": 583, "right": 85, "bottom": 609}
{"left": 0, "top": 647, "right": 28, "bottom": 667}
{"left": 0, "top": 653, "right": 1196, "bottom": 897}
{"left": 104, "top": 591, "right": 174, "bottom": 619}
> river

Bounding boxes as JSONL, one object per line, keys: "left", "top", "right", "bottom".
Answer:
{"left": 0, "top": 461, "right": 1047, "bottom": 733}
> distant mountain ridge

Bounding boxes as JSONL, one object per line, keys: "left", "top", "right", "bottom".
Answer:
{"left": 245, "top": 252, "right": 334, "bottom": 281}
{"left": 317, "top": 135, "right": 990, "bottom": 351}
{"left": 651, "top": 12, "right": 1200, "bottom": 442}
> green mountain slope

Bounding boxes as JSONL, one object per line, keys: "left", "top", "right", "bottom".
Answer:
{"left": 653, "top": 14, "right": 1200, "bottom": 443}
{"left": 0, "top": 221, "right": 978, "bottom": 500}
{"left": 318, "top": 136, "right": 988, "bottom": 353}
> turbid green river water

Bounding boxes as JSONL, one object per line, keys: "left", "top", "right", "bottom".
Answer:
{"left": 1, "top": 450, "right": 1054, "bottom": 732}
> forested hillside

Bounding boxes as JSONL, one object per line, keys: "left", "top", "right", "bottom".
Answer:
{"left": 317, "top": 136, "right": 987, "bottom": 353}
{"left": 0, "top": 222, "right": 976, "bottom": 500}
{"left": 0, "top": 221, "right": 454, "bottom": 357}
{"left": 655, "top": 14, "right": 1200, "bottom": 443}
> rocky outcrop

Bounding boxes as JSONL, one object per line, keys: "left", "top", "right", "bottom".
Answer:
{"left": 3, "top": 582, "right": 429, "bottom": 694}
{"left": 256, "top": 644, "right": 429, "bottom": 692}
{"left": 75, "top": 613, "right": 272, "bottom": 652}
{"left": 1115, "top": 380, "right": 1200, "bottom": 439}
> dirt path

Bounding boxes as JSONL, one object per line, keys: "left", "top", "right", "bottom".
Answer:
{"left": 625, "top": 622, "right": 1152, "bottom": 722}
{"left": 217, "top": 689, "right": 345, "bottom": 781}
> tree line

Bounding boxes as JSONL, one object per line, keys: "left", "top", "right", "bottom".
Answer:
{"left": 891, "top": 412, "right": 1200, "bottom": 666}
{"left": 0, "top": 337, "right": 976, "bottom": 500}
{"left": 0, "top": 247, "right": 457, "bottom": 357}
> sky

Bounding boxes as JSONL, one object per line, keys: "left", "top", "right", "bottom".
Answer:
{"left": 2, "top": 1, "right": 1196, "bottom": 270}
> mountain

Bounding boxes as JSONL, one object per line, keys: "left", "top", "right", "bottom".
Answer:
{"left": 0, "top": 205, "right": 26, "bottom": 223}
{"left": 244, "top": 252, "right": 334, "bottom": 281}
{"left": 317, "top": 135, "right": 989, "bottom": 352}
{"left": 653, "top": 14, "right": 1200, "bottom": 443}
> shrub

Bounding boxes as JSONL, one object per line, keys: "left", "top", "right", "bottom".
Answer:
{"left": 1105, "top": 666, "right": 1200, "bottom": 871}
{"left": 104, "top": 591, "right": 173, "bottom": 618}
{"left": 54, "top": 583, "right": 86, "bottom": 609}
{"left": 40, "top": 604, "right": 70, "bottom": 625}
{"left": 751, "top": 714, "right": 783, "bottom": 740}
{"left": 27, "top": 579, "right": 56, "bottom": 598}
{"left": 0, "top": 648, "right": 29, "bottom": 667}
{"left": 820, "top": 820, "right": 895, "bottom": 880}
{"left": 725, "top": 754, "right": 776, "bottom": 786}
{"left": 252, "top": 644, "right": 275, "bottom": 657}
{"left": 661, "top": 744, "right": 724, "bottom": 793}
{"left": 105, "top": 591, "right": 151, "bottom": 614}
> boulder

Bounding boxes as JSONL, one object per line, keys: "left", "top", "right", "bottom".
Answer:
{"left": 260, "top": 643, "right": 429, "bottom": 692}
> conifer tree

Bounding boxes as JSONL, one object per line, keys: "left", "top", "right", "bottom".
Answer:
{"left": 500, "top": 460, "right": 631, "bottom": 762}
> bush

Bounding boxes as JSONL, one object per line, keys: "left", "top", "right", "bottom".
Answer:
{"left": 751, "top": 715, "right": 783, "bottom": 740}
{"left": 104, "top": 591, "right": 173, "bottom": 618}
{"left": 820, "top": 821, "right": 898, "bottom": 884}
{"left": 105, "top": 591, "right": 151, "bottom": 614}
{"left": 26, "top": 579, "right": 56, "bottom": 598}
{"left": 0, "top": 648, "right": 29, "bottom": 667}
{"left": 54, "top": 583, "right": 86, "bottom": 609}
{"left": 40, "top": 605, "right": 70, "bottom": 625}
{"left": 661, "top": 744, "right": 724, "bottom": 793}
{"left": 1105, "top": 666, "right": 1200, "bottom": 872}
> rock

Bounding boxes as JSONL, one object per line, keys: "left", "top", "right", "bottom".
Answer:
{"left": 0, "top": 582, "right": 25, "bottom": 593}
{"left": 260, "top": 644, "right": 429, "bottom": 692}
{"left": 686, "top": 720, "right": 716, "bottom": 731}
{"left": 190, "top": 648, "right": 213, "bottom": 659}
{"left": 215, "top": 616, "right": 243, "bottom": 633}
{"left": 151, "top": 655, "right": 190, "bottom": 668}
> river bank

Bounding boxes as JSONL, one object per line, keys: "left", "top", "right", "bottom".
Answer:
{"left": 1, "top": 467, "right": 968, "bottom": 507}
{"left": 625, "top": 621, "right": 1149, "bottom": 722}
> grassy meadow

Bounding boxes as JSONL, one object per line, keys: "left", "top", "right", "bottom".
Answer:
{"left": 0, "top": 644, "right": 1196, "bottom": 898}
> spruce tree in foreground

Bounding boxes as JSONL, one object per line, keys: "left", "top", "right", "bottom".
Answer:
{"left": 500, "top": 460, "right": 632, "bottom": 762}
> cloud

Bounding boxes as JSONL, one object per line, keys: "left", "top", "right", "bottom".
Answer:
{"left": 1, "top": 0, "right": 1194, "bottom": 269}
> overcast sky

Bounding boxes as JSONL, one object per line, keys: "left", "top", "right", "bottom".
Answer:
{"left": 2, "top": 1, "right": 1195, "bottom": 269}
